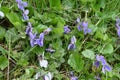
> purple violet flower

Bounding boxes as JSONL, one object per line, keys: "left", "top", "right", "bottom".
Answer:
{"left": 71, "top": 76, "right": 78, "bottom": 80}
{"left": 46, "top": 48, "right": 55, "bottom": 53}
{"left": 81, "top": 21, "right": 88, "bottom": 28}
{"left": 23, "top": 9, "right": 29, "bottom": 20}
{"left": 116, "top": 18, "right": 120, "bottom": 37}
{"left": 16, "top": 0, "right": 28, "bottom": 11}
{"left": 94, "top": 60, "right": 100, "bottom": 68}
{"left": 102, "top": 65, "right": 112, "bottom": 74}
{"left": 68, "top": 36, "right": 76, "bottom": 50}
{"left": 77, "top": 25, "right": 82, "bottom": 31}
{"left": 43, "top": 28, "right": 52, "bottom": 35}
{"left": 117, "top": 27, "right": 120, "bottom": 37}
{"left": 71, "top": 36, "right": 76, "bottom": 44}
{"left": 68, "top": 43, "right": 76, "bottom": 50}
{"left": 29, "top": 32, "right": 36, "bottom": 47}
{"left": 116, "top": 18, "right": 120, "bottom": 28}
{"left": 70, "top": 71, "right": 78, "bottom": 80}
{"left": 95, "top": 55, "right": 112, "bottom": 74}
{"left": 76, "top": 18, "right": 80, "bottom": 23}
{"left": 96, "top": 55, "right": 107, "bottom": 65}
{"left": 81, "top": 21, "right": 91, "bottom": 35}
{"left": 35, "top": 33, "right": 44, "bottom": 47}
{"left": 64, "top": 25, "right": 71, "bottom": 34}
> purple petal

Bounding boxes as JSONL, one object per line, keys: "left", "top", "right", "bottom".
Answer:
{"left": 68, "top": 43, "right": 76, "bottom": 50}
{"left": 30, "top": 39, "right": 35, "bottom": 47}
{"left": 22, "top": 2, "right": 28, "bottom": 7}
{"left": 94, "top": 61, "right": 100, "bottom": 68}
{"left": 16, "top": 0, "right": 21, "bottom": 3}
{"left": 117, "top": 27, "right": 120, "bottom": 37}
{"left": 43, "top": 28, "right": 52, "bottom": 35}
{"left": 29, "top": 32, "right": 36, "bottom": 39}
{"left": 104, "top": 65, "right": 112, "bottom": 72}
{"left": 71, "top": 76, "right": 78, "bottom": 80}
{"left": 36, "top": 33, "right": 44, "bottom": 47}
{"left": 26, "top": 27, "right": 31, "bottom": 34}
{"left": 46, "top": 48, "right": 55, "bottom": 53}
{"left": 102, "top": 66, "right": 106, "bottom": 74}
{"left": 102, "top": 65, "right": 112, "bottom": 74}
{"left": 77, "top": 25, "right": 82, "bottom": 31}
{"left": 96, "top": 55, "right": 107, "bottom": 65}
{"left": 64, "top": 25, "right": 71, "bottom": 34}
{"left": 23, "top": 13, "right": 29, "bottom": 20}
{"left": 76, "top": 18, "right": 80, "bottom": 23}
{"left": 81, "top": 22, "right": 88, "bottom": 27}
{"left": 71, "top": 36, "right": 76, "bottom": 44}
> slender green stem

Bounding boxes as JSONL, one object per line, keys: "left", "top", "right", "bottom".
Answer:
{"left": 7, "top": 35, "right": 11, "bottom": 80}
{"left": 106, "top": 72, "right": 107, "bottom": 80}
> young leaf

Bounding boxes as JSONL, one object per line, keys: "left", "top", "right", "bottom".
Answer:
{"left": 68, "top": 53, "right": 84, "bottom": 72}
{"left": 0, "top": 56, "right": 8, "bottom": 70}
{"left": 82, "top": 49, "right": 95, "bottom": 60}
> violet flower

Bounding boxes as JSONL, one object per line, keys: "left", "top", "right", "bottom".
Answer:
{"left": 23, "top": 9, "right": 29, "bottom": 20}
{"left": 35, "top": 33, "right": 44, "bottom": 47}
{"left": 46, "top": 48, "right": 55, "bottom": 53}
{"left": 94, "top": 61, "right": 100, "bottom": 68}
{"left": 71, "top": 36, "right": 76, "bottom": 44}
{"left": 43, "top": 28, "right": 52, "bottom": 35}
{"left": 102, "top": 65, "right": 112, "bottom": 74}
{"left": 68, "top": 43, "right": 76, "bottom": 50}
{"left": 64, "top": 25, "right": 71, "bottom": 34}
{"left": 95, "top": 55, "right": 112, "bottom": 74}
{"left": 44, "top": 72, "right": 53, "bottom": 80}
{"left": 38, "top": 53, "right": 48, "bottom": 68}
{"left": 96, "top": 55, "right": 107, "bottom": 65}
{"left": 29, "top": 32, "right": 36, "bottom": 47}
{"left": 76, "top": 18, "right": 80, "bottom": 23}
{"left": 68, "top": 36, "right": 76, "bottom": 50}
{"left": 116, "top": 18, "right": 120, "bottom": 37}
{"left": 70, "top": 71, "right": 78, "bottom": 80}
{"left": 16, "top": 0, "right": 28, "bottom": 11}
{"left": 81, "top": 21, "right": 91, "bottom": 35}
{"left": 77, "top": 25, "right": 82, "bottom": 31}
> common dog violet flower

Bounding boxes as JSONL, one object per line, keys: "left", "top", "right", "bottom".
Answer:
{"left": 68, "top": 36, "right": 76, "bottom": 50}
{"left": 16, "top": 0, "right": 28, "bottom": 11}
{"left": 70, "top": 71, "right": 78, "bottom": 80}
{"left": 115, "top": 18, "right": 120, "bottom": 37}
{"left": 64, "top": 25, "right": 71, "bottom": 34}
{"left": 38, "top": 53, "right": 48, "bottom": 68}
{"left": 95, "top": 55, "right": 112, "bottom": 74}
{"left": 44, "top": 72, "right": 53, "bottom": 80}
{"left": 35, "top": 33, "right": 44, "bottom": 47}
{"left": 81, "top": 21, "right": 91, "bottom": 35}
{"left": 71, "top": 36, "right": 76, "bottom": 44}
{"left": 23, "top": 9, "right": 29, "bottom": 20}
{"left": 96, "top": 55, "right": 107, "bottom": 65}
{"left": 43, "top": 28, "right": 52, "bottom": 35}
{"left": 46, "top": 48, "right": 55, "bottom": 53}
{"left": 29, "top": 32, "right": 36, "bottom": 47}
{"left": 102, "top": 65, "right": 112, "bottom": 74}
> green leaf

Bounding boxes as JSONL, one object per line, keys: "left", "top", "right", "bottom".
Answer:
{"left": 102, "top": 44, "right": 113, "bottom": 54}
{"left": 0, "top": 46, "right": 8, "bottom": 55}
{"left": 82, "top": 49, "right": 95, "bottom": 60}
{"left": 68, "top": 53, "right": 84, "bottom": 72}
{"left": 0, "top": 56, "right": 8, "bottom": 70}
{"left": 35, "top": 24, "right": 48, "bottom": 33}
{"left": 0, "top": 27, "right": 6, "bottom": 40}
{"left": 53, "top": 22, "right": 64, "bottom": 37}
{"left": 6, "top": 12, "right": 22, "bottom": 29}
{"left": 49, "top": 0, "right": 62, "bottom": 10}
{"left": 5, "top": 28, "right": 20, "bottom": 43}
